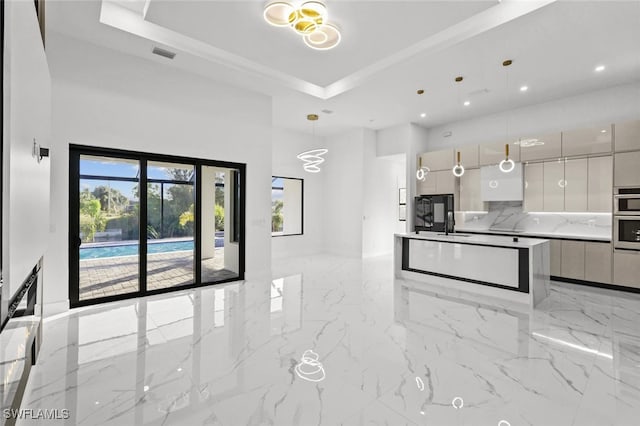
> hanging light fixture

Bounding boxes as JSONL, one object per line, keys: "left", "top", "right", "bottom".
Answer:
{"left": 298, "top": 114, "right": 328, "bottom": 173}
{"left": 416, "top": 156, "right": 429, "bottom": 181}
{"left": 501, "top": 59, "right": 516, "bottom": 173}
{"left": 499, "top": 143, "right": 515, "bottom": 173}
{"left": 452, "top": 151, "right": 465, "bottom": 177}
{"left": 264, "top": 1, "right": 341, "bottom": 50}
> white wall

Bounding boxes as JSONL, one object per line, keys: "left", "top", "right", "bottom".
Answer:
{"left": 271, "top": 128, "right": 323, "bottom": 258}
{"left": 2, "top": 0, "right": 51, "bottom": 317}
{"left": 282, "top": 178, "right": 302, "bottom": 234}
{"left": 425, "top": 82, "right": 640, "bottom": 151}
{"left": 362, "top": 147, "right": 406, "bottom": 258}
{"left": 45, "top": 33, "right": 272, "bottom": 314}
{"left": 322, "top": 129, "right": 366, "bottom": 257}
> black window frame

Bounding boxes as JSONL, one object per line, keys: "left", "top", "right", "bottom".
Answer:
{"left": 69, "top": 145, "right": 246, "bottom": 308}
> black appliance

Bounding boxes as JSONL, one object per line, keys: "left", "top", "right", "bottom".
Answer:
{"left": 414, "top": 194, "right": 454, "bottom": 233}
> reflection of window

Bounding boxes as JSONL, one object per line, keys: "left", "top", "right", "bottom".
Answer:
{"left": 214, "top": 288, "right": 225, "bottom": 327}
{"left": 271, "top": 176, "right": 303, "bottom": 236}
{"left": 271, "top": 278, "right": 284, "bottom": 313}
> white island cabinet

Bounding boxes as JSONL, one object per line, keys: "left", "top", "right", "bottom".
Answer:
{"left": 395, "top": 232, "right": 550, "bottom": 308}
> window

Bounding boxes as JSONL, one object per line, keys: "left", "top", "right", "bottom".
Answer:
{"left": 271, "top": 176, "right": 303, "bottom": 236}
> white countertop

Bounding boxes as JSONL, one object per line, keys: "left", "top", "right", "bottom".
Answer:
{"left": 395, "top": 232, "right": 549, "bottom": 248}
{"left": 455, "top": 228, "right": 611, "bottom": 242}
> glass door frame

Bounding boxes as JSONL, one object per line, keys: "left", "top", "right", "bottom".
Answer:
{"left": 69, "top": 145, "right": 246, "bottom": 308}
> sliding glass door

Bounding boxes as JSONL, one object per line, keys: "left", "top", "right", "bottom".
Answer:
{"left": 69, "top": 146, "right": 245, "bottom": 307}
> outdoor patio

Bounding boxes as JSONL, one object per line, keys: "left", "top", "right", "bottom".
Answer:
{"left": 79, "top": 248, "right": 238, "bottom": 300}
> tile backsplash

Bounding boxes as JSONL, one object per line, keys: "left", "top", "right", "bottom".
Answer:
{"left": 456, "top": 202, "right": 611, "bottom": 239}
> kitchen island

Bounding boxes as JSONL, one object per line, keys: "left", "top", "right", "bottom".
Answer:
{"left": 394, "top": 232, "right": 550, "bottom": 308}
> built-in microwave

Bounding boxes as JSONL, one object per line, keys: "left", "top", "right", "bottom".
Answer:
{"left": 614, "top": 215, "right": 640, "bottom": 250}
{"left": 614, "top": 188, "right": 640, "bottom": 215}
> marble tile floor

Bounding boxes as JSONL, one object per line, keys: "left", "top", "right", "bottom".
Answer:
{"left": 15, "top": 254, "right": 640, "bottom": 425}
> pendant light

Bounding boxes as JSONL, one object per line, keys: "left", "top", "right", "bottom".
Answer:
{"left": 452, "top": 151, "right": 465, "bottom": 177}
{"left": 297, "top": 114, "right": 328, "bottom": 173}
{"left": 500, "top": 59, "right": 515, "bottom": 173}
{"left": 416, "top": 156, "right": 429, "bottom": 181}
{"left": 499, "top": 143, "right": 515, "bottom": 173}
{"left": 452, "top": 76, "right": 465, "bottom": 177}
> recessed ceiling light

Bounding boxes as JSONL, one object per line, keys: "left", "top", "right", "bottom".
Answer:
{"left": 463, "top": 101, "right": 470, "bottom": 106}
{"left": 601, "top": 129, "right": 607, "bottom": 133}
{"left": 595, "top": 65, "right": 605, "bottom": 72}
{"left": 420, "top": 113, "right": 427, "bottom": 118}
{"left": 520, "top": 85, "right": 528, "bottom": 92}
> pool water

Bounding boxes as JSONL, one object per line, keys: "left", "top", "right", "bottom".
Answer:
{"left": 80, "top": 238, "right": 223, "bottom": 260}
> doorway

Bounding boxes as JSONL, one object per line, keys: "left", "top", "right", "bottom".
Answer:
{"left": 69, "top": 146, "right": 245, "bottom": 307}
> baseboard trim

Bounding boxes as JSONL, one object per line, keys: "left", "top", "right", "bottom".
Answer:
{"left": 551, "top": 276, "right": 640, "bottom": 294}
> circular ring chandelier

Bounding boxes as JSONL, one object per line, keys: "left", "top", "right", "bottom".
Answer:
{"left": 264, "top": 1, "right": 341, "bottom": 50}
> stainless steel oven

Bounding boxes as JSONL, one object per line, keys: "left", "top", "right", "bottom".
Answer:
{"left": 614, "top": 215, "right": 640, "bottom": 250}
{"left": 614, "top": 187, "right": 640, "bottom": 215}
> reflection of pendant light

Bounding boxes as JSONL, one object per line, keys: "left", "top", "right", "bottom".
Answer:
{"left": 499, "top": 143, "right": 515, "bottom": 173}
{"left": 297, "top": 114, "right": 328, "bottom": 173}
{"left": 452, "top": 151, "right": 465, "bottom": 177}
{"left": 416, "top": 156, "right": 429, "bottom": 181}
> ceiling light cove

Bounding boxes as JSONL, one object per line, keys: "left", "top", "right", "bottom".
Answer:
{"left": 264, "top": 1, "right": 341, "bottom": 50}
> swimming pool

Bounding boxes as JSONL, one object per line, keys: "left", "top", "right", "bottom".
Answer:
{"left": 80, "top": 238, "right": 223, "bottom": 260}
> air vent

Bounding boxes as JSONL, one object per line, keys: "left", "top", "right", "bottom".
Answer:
{"left": 152, "top": 47, "right": 176, "bottom": 60}
{"left": 321, "top": 109, "right": 334, "bottom": 114}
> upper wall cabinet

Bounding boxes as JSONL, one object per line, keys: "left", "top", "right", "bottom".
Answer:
{"left": 543, "top": 160, "right": 565, "bottom": 212}
{"left": 614, "top": 151, "right": 640, "bottom": 187}
{"left": 523, "top": 162, "right": 544, "bottom": 212}
{"left": 420, "top": 149, "right": 454, "bottom": 171}
{"left": 564, "top": 158, "right": 588, "bottom": 212}
{"left": 459, "top": 168, "right": 485, "bottom": 211}
{"left": 479, "top": 140, "right": 520, "bottom": 166}
{"left": 456, "top": 145, "right": 479, "bottom": 169}
{"left": 562, "top": 124, "right": 612, "bottom": 156}
{"left": 519, "top": 133, "right": 562, "bottom": 162}
{"left": 417, "top": 170, "right": 457, "bottom": 196}
{"left": 614, "top": 119, "right": 640, "bottom": 152}
{"left": 587, "top": 156, "right": 613, "bottom": 212}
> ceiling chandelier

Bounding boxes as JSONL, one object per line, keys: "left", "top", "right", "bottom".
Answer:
{"left": 298, "top": 114, "right": 328, "bottom": 173}
{"left": 263, "top": 1, "right": 342, "bottom": 50}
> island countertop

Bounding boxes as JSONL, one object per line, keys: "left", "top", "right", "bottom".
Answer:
{"left": 395, "top": 232, "right": 549, "bottom": 249}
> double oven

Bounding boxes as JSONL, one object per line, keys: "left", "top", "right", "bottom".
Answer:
{"left": 614, "top": 188, "right": 640, "bottom": 250}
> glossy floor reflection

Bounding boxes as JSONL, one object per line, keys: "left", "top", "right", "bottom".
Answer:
{"left": 17, "top": 255, "right": 640, "bottom": 425}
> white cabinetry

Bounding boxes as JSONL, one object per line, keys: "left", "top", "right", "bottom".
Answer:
{"left": 543, "top": 160, "right": 565, "bottom": 212}
{"left": 561, "top": 240, "right": 585, "bottom": 280}
{"left": 587, "top": 156, "right": 613, "bottom": 212}
{"left": 613, "top": 250, "right": 640, "bottom": 289}
{"left": 457, "top": 145, "right": 479, "bottom": 169}
{"left": 480, "top": 164, "right": 523, "bottom": 201}
{"left": 479, "top": 141, "right": 520, "bottom": 166}
{"left": 614, "top": 151, "right": 640, "bottom": 187}
{"left": 550, "top": 240, "right": 562, "bottom": 277}
{"left": 519, "top": 133, "right": 562, "bottom": 161}
{"left": 614, "top": 119, "right": 640, "bottom": 152}
{"left": 562, "top": 125, "right": 612, "bottom": 156}
{"left": 564, "top": 158, "right": 588, "bottom": 212}
{"left": 417, "top": 170, "right": 457, "bottom": 195}
{"left": 420, "top": 149, "right": 454, "bottom": 171}
{"left": 585, "top": 242, "right": 612, "bottom": 284}
{"left": 459, "top": 168, "right": 485, "bottom": 211}
{"left": 523, "top": 162, "right": 544, "bottom": 212}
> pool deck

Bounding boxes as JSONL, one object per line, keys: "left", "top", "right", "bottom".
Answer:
{"left": 79, "top": 248, "right": 238, "bottom": 300}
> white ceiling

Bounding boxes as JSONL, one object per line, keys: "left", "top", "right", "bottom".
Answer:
{"left": 46, "top": 1, "right": 640, "bottom": 136}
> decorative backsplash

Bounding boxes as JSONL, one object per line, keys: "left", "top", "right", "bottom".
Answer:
{"left": 456, "top": 202, "right": 611, "bottom": 239}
